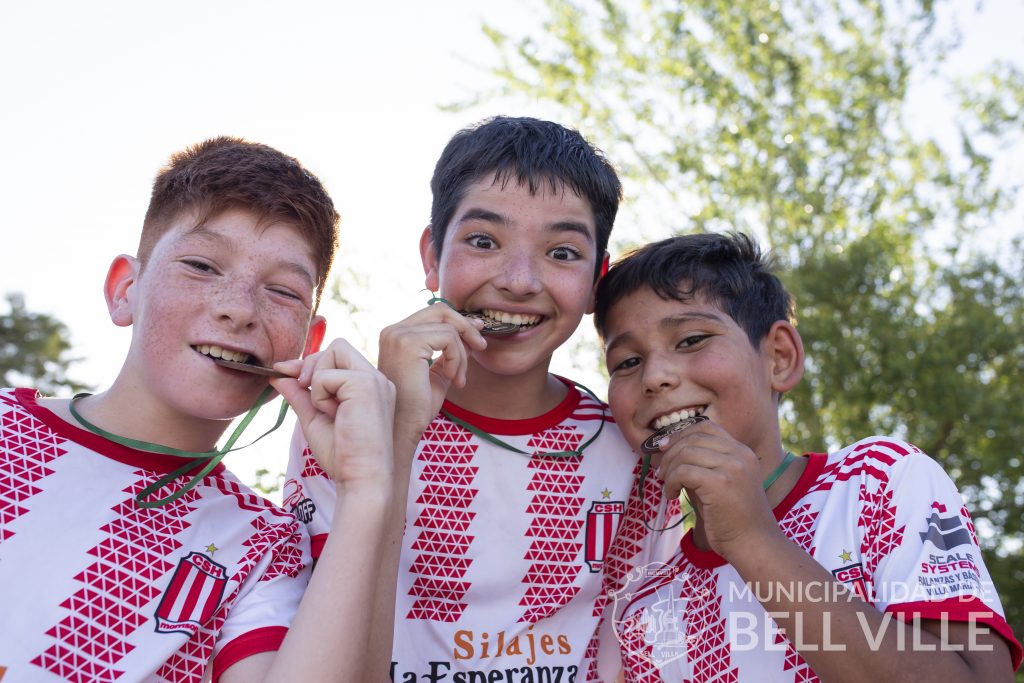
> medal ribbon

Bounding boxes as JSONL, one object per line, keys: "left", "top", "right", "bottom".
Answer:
{"left": 426, "top": 294, "right": 606, "bottom": 457}
{"left": 69, "top": 387, "right": 289, "bottom": 508}
{"left": 440, "top": 379, "right": 606, "bottom": 459}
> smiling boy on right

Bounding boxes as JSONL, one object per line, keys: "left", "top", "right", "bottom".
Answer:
{"left": 594, "top": 232, "right": 1021, "bottom": 681}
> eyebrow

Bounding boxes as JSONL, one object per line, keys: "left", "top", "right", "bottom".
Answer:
{"left": 179, "top": 225, "right": 317, "bottom": 287}
{"left": 604, "top": 311, "right": 725, "bottom": 356}
{"left": 457, "top": 208, "right": 595, "bottom": 244}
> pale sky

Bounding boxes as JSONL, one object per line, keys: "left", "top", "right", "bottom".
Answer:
{"left": 2, "top": 0, "right": 1021, "bottom": 493}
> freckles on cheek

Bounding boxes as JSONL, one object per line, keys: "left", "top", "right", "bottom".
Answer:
{"left": 269, "top": 314, "right": 313, "bottom": 359}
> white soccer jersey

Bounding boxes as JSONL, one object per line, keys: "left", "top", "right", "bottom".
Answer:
{"left": 610, "top": 437, "right": 1022, "bottom": 682}
{"left": 0, "top": 388, "right": 311, "bottom": 682}
{"left": 285, "top": 380, "right": 644, "bottom": 681}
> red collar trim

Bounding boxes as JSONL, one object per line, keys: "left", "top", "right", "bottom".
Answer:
{"left": 441, "top": 376, "right": 581, "bottom": 436}
{"left": 681, "top": 452, "right": 828, "bottom": 569}
{"left": 15, "top": 388, "right": 227, "bottom": 477}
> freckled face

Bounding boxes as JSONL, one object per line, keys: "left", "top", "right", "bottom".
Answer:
{"left": 423, "top": 178, "right": 599, "bottom": 380}
{"left": 603, "top": 287, "right": 780, "bottom": 457}
{"left": 120, "top": 208, "right": 320, "bottom": 421}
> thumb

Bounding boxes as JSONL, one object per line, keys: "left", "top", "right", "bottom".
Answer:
{"left": 270, "top": 377, "right": 317, "bottom": 429}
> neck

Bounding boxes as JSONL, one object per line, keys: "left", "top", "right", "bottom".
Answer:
{"left": 66, "top": 377, "right": 231, "bottom": 454}
{"left": 445, "top": 361, "right": 568, "bottom": 420}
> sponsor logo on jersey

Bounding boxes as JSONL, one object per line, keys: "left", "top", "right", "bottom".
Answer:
{"left": 919, "top": 511, "right": 971, "bottom": 551}
{"left": 584, "top": 499, "right": 624, "bottom": 572}
{"left": 155, "top": 552, "right": 228, "bottom": 634}
{"left": 283, "top": 479, "right": 316, "bottom": 523}
{"left": 831, "top": 562, "right": 869, "bottom": 600}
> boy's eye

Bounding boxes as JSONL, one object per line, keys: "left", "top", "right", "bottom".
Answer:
{"left": 269, "top": 286, "right": 302, "bottom": 301}
{"left": 183, "top": 259, "right": 218, "bottom": 274}
{"left": 549, "top": 245, "right": 582, "bottom": 261}
{"left": 467, "top": 234, "right": 496, "bottom": 250}
{"left": 678, "top": 334, "right": 711, "bottom": 349}
{"left": 608, "top": 356, "right": 641, "bottom": 374}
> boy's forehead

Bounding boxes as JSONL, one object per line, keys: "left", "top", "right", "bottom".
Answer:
{"left": 158, "top": 209, "right": 318, "bottom": 273}
{"left": 451, "top": 176, "right": 596, "bottom": 233}
{"left": 605, "top": 286, "right": 723, "bottom": 337}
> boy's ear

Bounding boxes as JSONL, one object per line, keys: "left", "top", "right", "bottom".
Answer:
{"left": 303, "top": 315, "right": 327, "bottom": 356}
{"left": 766, "top": 320, "right": 805, "bottom": 394}
{"left": 420, "top": 225, "right": 440, "bottom": 292}
{"left": 104, "top": 254, "right": 140, "bottom": 327}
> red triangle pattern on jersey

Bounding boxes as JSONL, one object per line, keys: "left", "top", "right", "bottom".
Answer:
{"left": 525, "top": 539, "right": 578, "bottom": 563}
{"left": 411, "top": 530, "right": 473, "bottom": 554}
{"left": 0, "top": 408, "right": 67, "bottom": 541}
{"left": 686, "top": 569, "right": 739, "bottom": 682}
{"left": 959, "top": 504, "right": 979, "bottom": 546}
{"left": 409, "top": 577, "right": 472, "bottom": 601}
{"left": 617, "top": 607, "right": 663, "bottom": 683}
{"left": 858, "top": 483, "right": 904, "bottom": 581}
{"left": 582, "top": 629, "right": 603, "bottom": 682}
{"left": 417, "top": 484, "right": 477, "bottom": 508}
{"left": 299, "top": 446, "right": 327, "bottom": 479}
{"left": 406, "top": 418, "right": 478, "bottom": 622}
{"left": 779, "top": 502, "right": 820, "bottom": 555}
{"left": 602, "top": 460, "right": 664, "bottom": 596}
{"left": 31, "top": 479, "right": 200, "bottom": 682}
{"left": 517, "top": 427, "right": 585, "bottom": 623}
{"left": 527, "top": 493, "right": 585, "bottom": 515}
{"left": 773, "top": 629, "right": 820, "bottom": 682}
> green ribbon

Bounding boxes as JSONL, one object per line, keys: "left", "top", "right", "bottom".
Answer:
{"left": 69, "top": 386, "right": 289, "bottom": 508}
{"left": 643, "top": 450, "right": 798, "bottom": 532}
{"left": 427, "top": 293, "right": 607, "bottom": 457}
{"left": 440, "top": 380, "right": 606, "bottom": 459}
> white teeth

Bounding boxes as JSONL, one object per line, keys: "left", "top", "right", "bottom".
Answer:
{"left": 653, "top": 407, "right": 706, "bottom": 430}
{"left": 481, "top": 309, "right": 541, "bottom": 327}
{"left": 195, "top": 345, "right": 252, "bottom": 364}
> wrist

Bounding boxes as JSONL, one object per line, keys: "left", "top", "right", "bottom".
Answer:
{"left": 717, "top": 522, "right": 788, "bottom": 566}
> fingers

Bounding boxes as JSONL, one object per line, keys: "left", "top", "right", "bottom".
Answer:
{"left": 656, "top": 424, "right": 758, "bottom": 499}
{"left": 272, "top": 339, "right": 377, "bottom": 422}
{"left": 379, "top": 303, "right": 486, "bottom": 389}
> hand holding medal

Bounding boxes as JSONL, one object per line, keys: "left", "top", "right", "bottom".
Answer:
{"left": 653, "top": 417, "right": 795, "bottom": 558}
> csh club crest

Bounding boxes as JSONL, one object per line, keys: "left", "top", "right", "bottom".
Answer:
{"left": 584, "top": 499, "right": 624, "bottom": 572}
{"left": 155, "top": 552, "right": 228, "bottom": 634}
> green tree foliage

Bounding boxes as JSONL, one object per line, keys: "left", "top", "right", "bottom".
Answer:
{"left": 1, "top": 292, "right": 88, "bottom": 395}
{"left": 474, "top": 0, "right": 1024, "bottom": 646}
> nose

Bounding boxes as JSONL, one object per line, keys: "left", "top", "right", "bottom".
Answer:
{"left": 212, "top": 279, "right": 259, "bottom": 330}
{"left": 493, "top": 248, "right": 542, "bottom": 297}
{"left": 641, "top": 352, "right": 679, "bottom": 395}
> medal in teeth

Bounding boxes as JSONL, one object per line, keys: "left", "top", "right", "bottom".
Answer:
{"left": 641, "top": 414, "right": 709, "bottom": 455}
{"left": 461, "top": 311, "right": 525, "bottom": 336}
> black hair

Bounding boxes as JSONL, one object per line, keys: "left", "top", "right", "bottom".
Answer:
{"left": 429, "top": 116, "right": 622, "bottom": 278}
{"left": 594, "top": 232, "right": 795, "bottom": 347}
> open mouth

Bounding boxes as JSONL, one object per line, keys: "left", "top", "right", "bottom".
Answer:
{"left": 642, "top": 406, "right": 709, "bottom": 455}
{"left": 651, "top": 405, "right": 706, "bottom": 431}
{"left": 462, "top": 309, "right": 543, "bottom": 336}
{"left": 193, "top": 344, "right": 260, "bottom": 366}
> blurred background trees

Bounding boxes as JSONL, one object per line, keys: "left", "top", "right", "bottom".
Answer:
{"left": 471, "top": 0, "right": 1024, "bottom": 645}
{"left": 1, "top": 293, "right": 88, "bottom": 396}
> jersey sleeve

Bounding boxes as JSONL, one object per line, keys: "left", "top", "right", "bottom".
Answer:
{"left": 211, "top": 516, "right": 313, "bottom": 680}
{"left": 282, "top": 421, "right": 339, "bottom": 560}
{"left": 863, "top": 441, "right": 1021, "bottom": 669}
